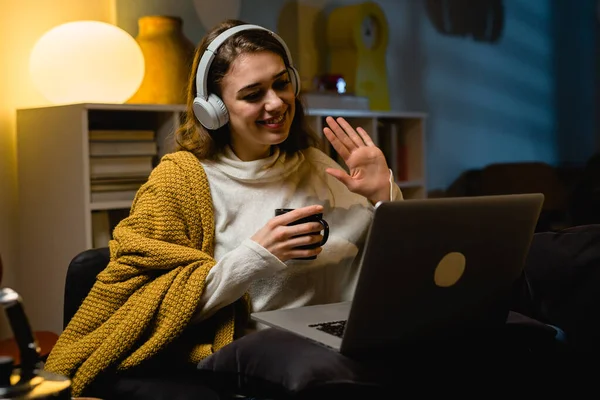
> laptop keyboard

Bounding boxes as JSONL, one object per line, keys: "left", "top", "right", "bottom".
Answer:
{"left": 308, "top": 320, "right": 347, "bottom": 338}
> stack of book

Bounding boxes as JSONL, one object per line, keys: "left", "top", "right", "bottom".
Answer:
{"left": 91, "top": 208, "right": 131, "bottom": 248}
{"left": 89, "top": 129, "right": 157, "bottom": 203}
{"left": 376, "top": 121, "right": 408, "bottom": 182}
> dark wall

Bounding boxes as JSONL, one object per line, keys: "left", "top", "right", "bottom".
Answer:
{"left": 552, "top": 0, "right": 597, "bottom": 165}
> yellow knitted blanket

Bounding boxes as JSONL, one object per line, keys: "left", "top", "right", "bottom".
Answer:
{"left": 44, "top": 151, "right": 247, "bottom": 396}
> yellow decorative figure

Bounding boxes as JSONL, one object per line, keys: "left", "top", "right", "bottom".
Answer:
{"left": 326, "top": 2, "right": 390, "bottom": 110}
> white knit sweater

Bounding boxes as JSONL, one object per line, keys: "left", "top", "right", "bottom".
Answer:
{"left": 193, "top": 146, "right": 403, "bottom": 322}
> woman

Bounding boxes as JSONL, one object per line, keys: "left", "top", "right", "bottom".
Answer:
{"left": 44, "top": 19, "right": 402, "bottom": 397}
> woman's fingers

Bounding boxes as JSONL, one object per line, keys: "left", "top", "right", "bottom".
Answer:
{"left": 324, "top": 117, "right": 372, "bottom": 156}
{"left": 285, "top": 222, "right": 325, "bottom": 239}
{"left": 335, "top": 117, "right": 366, "bottom": 148}
{"left": 356, "top": 127, "right": 375, "bottom": 146}
{"left": 273, "top": 205, "right": 323, "bottom": 226}
{"left": 323, "top": 126, "right": 351, "bottom": 159}
{"left": 325, "top": 116, "right": 356, "bottom": 155}
{"left": 325, "top": 117, "right": 358, "bottom": 149}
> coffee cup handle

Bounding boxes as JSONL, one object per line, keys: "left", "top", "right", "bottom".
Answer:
{"left": 318, "top": 218, "right": 329, "bottom": 246}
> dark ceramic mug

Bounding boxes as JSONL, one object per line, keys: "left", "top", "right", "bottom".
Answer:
{"left": 275, "top": 208, "right": 330, "bottom": 260}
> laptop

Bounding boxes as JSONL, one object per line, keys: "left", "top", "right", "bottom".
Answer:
{"left": 251, "top": 194, "right": 544, "bottom": 360}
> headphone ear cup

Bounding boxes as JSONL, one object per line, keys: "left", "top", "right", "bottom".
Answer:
{"left": 193, "top": 94, "right": 229, "bottom": 130}
{"left": 288, "top": 66, "right": 301, "bottom": 96}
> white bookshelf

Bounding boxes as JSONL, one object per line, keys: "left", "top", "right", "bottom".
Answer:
{"left": 16, "top": 103, "right": 426, "bottom": 333}
{"left": 16, "top": 103, "right": 183, "bottom": 334}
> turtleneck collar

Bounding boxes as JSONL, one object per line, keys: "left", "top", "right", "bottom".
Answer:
{"left": 204, "top": 145, "right": 305, "bottom": 183}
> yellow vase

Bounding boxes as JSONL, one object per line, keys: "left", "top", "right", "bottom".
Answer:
{"left": 127, "top": 16, "right": 195, "bottom": 105}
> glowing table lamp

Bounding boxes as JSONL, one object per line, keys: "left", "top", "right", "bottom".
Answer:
{"left": 29, "top": 21, "right": 145, "bottom": 104}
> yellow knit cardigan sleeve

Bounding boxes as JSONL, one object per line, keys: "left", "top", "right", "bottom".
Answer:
{"left": 44, "top": 151, "right": 245, "bottom": 396}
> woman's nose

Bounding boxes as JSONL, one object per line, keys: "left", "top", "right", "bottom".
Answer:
{"left": 264, "top": 89, "right": 284, "bottom": 111}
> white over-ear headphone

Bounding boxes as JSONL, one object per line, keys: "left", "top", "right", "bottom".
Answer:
{"left": 193, "top": 24, "right": 300, "bottom": 130}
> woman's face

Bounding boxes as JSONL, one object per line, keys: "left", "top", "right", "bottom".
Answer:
{"left": 220, "top": 51, "right": 296, "bottom": 161}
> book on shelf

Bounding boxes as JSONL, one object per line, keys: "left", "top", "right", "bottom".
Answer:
{"left": 90, "top": 179, "right": 147, "bottom": 192}
{"left": 91, "top": 189, "right": 138, "bottom": 203}
{"left": 91, "top": 208, "right": 131, "bottom": 248}
{"left": 89, "top": 156, "right": 154, "bottom": 179}
{"left": 89, "top": 140, "right": 157, "bottom": 157}
{"left": 395, "top": 141, "right": 408, "bottom": 182}
{"left": 89, "top": 129, "right": 155, "bottom": 141}
{"left": 377, "top": 120, "right": 394, "bottom": 171}
{"left": 391, "top": 123, "right": 408, "bottom": 182}
{"left": 91, "top": 211, "right": 111, "bottom": 248}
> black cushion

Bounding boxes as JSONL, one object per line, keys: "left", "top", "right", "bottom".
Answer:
{"left": 523, "top": 224, "right": 600, "bottom": 352}
{"left": 197, "top": 328, "right": 391, "bottom": 399}
{"left": 63, "top": 247, "right": 110, "bottom": 328}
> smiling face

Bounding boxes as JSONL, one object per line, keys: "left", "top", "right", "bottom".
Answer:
{"left": 220, "top": 51, "right": 296, "bottom": 161}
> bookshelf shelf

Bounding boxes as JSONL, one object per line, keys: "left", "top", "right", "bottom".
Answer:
{"left": 398, "top": 179, "right": 424, "bottom": 189}
{"left": 90, "top": 201, "right": 135, "bottom": 211}
{"left": 16, "top": 103, "right": 426, "bottom": 333}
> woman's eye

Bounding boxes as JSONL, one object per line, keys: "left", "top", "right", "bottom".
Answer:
{"left": 274, "top": 79, "right": 291, "bottom": 90}
{"left": 242, "top": 79, "right": 291, "bottom": 101}
{"left": 244, "top": 92, "right": 261, "bottom": 102}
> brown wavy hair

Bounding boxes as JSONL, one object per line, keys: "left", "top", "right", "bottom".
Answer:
{"left": 174, "top": 19, "right": 319, "bottom": 160}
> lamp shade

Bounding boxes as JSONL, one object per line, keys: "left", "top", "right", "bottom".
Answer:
{"left": 29, "top": 21, "right": 145, "bottom": 104}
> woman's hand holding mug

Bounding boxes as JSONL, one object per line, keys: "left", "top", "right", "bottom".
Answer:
{"left": 251, "top": 205, "right": 329, "bottom": 262}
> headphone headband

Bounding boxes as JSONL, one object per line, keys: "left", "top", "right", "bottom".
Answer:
{"left": 195, "top": 24, "right": 296, "bottom": 100}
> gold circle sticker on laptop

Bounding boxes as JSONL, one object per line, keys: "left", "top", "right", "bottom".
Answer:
{"left": 434, "top": 252, "right": 466, "bottom": 287}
